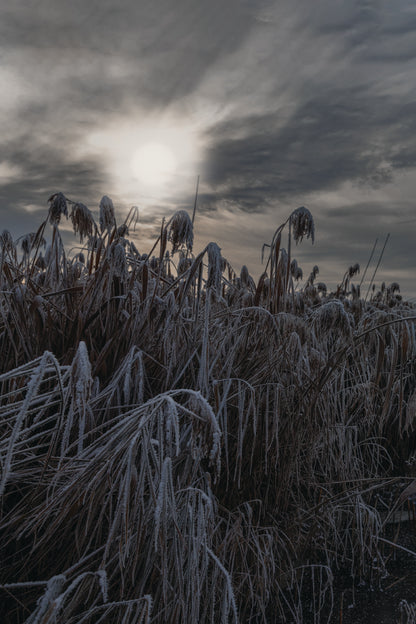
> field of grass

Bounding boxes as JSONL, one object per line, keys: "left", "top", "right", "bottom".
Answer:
{"left": 1, "top": 193, "right": 415, "bottom": 623}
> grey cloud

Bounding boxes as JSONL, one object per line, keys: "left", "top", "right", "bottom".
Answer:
{"left": 0, "top": 131, "right": 106, "bottom": 227}
{"left": 1, "top": 0, "right": 259, "bottom": 110}
{"left": 202, "top": 89, "right": 416, "bottom": 211}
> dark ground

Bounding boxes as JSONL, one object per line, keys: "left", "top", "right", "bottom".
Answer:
{"left": 335, "top": 519, "right": 416, "bottom": 624}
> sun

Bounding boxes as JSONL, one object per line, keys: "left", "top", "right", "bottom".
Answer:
{"left": 131, "top": 142, "right": 177, "bottom": 187}
{"left": 85, "top": 114, "right": 203, "bottom": 202}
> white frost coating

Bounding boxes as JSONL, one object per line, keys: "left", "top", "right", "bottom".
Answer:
{"left": 33, "top": 570, "right": 109, "bottom": 618}
{"left": 66, "top": 341, "right": 93, "bottom": 456}
{"left": 164, "top": 396, "right": 180, "bottom": 455}
{"left": 206, "top": 242, "right": 222, "bottom": 293}
{"left": 24, "top": 574, "right": 66, "bottom": 624}
{"left": 0, "top": 351, "right": 59, "bottom": 497}
{"left": 73, "top": 342, "right": 91, "bottom": 387}
{"left": 97, "top": 569, "right": 108, "bottom": 603}
{"left": 109, "top": 242, "right": 128, "bottom": 279}
{"left": 115, "top": 347, "right": 145, "bottom": 406}
{"left": 99, "top": 195, "right": 116, "bottom": 232}
{"left": 175, "top": 389, "right": 222, "bottom": 476}
{"left": 154, "top": 457, "right": 172, "bottom": 552}
{"left": 206, "top": 548, "right": 239, "bottom": 623}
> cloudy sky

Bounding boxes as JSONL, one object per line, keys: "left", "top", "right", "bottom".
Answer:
{"left": 1, "top": 0, "right": 416, "bottom": 297}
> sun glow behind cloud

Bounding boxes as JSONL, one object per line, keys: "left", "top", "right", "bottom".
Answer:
{"left": 84, "top": 114, "right": 204, "bottom": 208}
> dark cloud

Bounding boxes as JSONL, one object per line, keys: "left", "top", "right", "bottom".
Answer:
{"left": 0, "top": 0, "right": 258, "bottom": 110}
{"left": 202, "top": 89, "right": 416, "bottom": 210}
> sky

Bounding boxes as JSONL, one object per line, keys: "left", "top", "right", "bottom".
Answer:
{"left": 1, "top": 0, "right": 416, "bottom": 298}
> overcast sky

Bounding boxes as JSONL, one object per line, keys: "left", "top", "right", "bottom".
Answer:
{"left": 1, "top": 0, "right": 416, "bottom": 297}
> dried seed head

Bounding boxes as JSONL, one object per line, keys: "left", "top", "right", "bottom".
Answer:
{"left": 99, "top": 195, "right": 116, "bottom": 232}
{"left": 48, "top": 192, "right": 68, "bottom": 225}
{"left": 35, "top": 253, "right": 47, "bottom": 270}
{"left": 294, "top": 267, "right": 303, "bottom": 281}
{"left": 1, "top": 230, "right": 15, "bottom": 253}
{"left": 240, "top": 265, "right": 250, "bottom": 286}
{"left": 178, "top": 255, "right": 192, "bottom": 275}
{"left": 348, "top": 263, "right": 360, "bottom": 278}
{"left": 70, "top": 202, "right": 95, "bottom": 242}
{"left": 277, "top": 247, "right": 289, "bottom": 274}
{"left": 167, "top": 210, "right": 193, "bottom": 253}
{"left": 33, "top": 294, "right": 45, "bottom": 309}
{"left": 291, "top": 260, "right": 303, "bottom": 281}
{"left": 130, "top": 241, "right": 140, "bottom": 256}
{"left": 70, "top": 262, "right": 83, "bottom": 280}
{"left": 290, "top": 206, "right": 315, "bottom": 244}
{"left": 242, "top": 291, "right": 253, "bottom": 307}
{"left": 117, "top": 224, "right": 129, "bottom": 238}
{"left": 206, "top": 242, "right": 222, "bottom": 292}
{"left": 109, "top": 242, "right": 128, "bottom": 279}
{"left": 315, "top": 300, "right": 352, "bottom": 337}
{"left": 307, "top": 264, "right": 319, "bottom": 284}
{"left": 21, "top": 233, "right": 36, "bottom": 256}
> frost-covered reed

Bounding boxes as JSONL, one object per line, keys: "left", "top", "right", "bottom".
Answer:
{"left": 0, "top": 194, "right": 415, "bottom": 623}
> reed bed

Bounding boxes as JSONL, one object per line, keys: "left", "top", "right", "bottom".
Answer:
{"left": 0, "top": 194, "right": 415, "bottom": 623}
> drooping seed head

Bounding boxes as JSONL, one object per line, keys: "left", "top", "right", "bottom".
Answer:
{"left": 70, "top": 202, "right": 95, "bottom": 242}
{"left": 290, "top": 206, "right": 315, "bottom": 244}
{"left": 167, "top": 210, "right": 193, "bottom": 254}
{"left": 48, "top": 192, "right": 68, "bottom": 225}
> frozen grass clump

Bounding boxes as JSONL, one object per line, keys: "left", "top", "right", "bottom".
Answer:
{"left": 1, "top": 194, "right": 416, "bottom": 622}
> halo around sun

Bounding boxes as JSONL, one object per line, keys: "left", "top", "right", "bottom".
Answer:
{"left": 130, "top": 142, "right": 177, "bottom": 187}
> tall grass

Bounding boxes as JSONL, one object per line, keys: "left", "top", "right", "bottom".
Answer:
{"left": 1, "top": 195, "right": 415, "bottom": 622}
